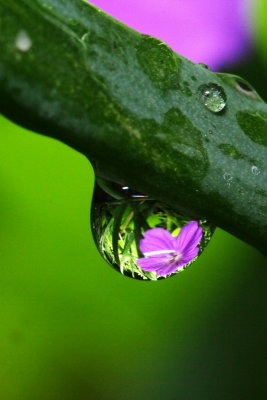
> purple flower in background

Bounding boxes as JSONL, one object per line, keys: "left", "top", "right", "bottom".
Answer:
{"left": 137, "top": 221, "right": 203, "bottom": 276}
{"left": 89, "top": 0, "right": 252, "bottom": 70}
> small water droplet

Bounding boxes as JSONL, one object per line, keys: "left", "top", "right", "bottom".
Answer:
{"left": 223, "top": 172, "right": 233, "bottom": 184}
{"left": 251, "top": 166, "right": 261, "bottom": 176}
{"left": 198, "top": 83, "right": 227, "bottom": 113}
{"left": 216, "top": 73, "right": 263, "bottom": 102}
{"left": 198, "top": 63, "right": 210, "bottom": 70}
{"left": 91, "top": 180, "right": 215, "bottom": 281}
{"left": 15, "top": 30, "right": 32, "bottom": 52}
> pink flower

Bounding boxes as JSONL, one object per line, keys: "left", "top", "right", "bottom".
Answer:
{"left": 137, "top": 221, "right": 203, "bottom": 276}
{"left": 89, "top": 0, "right": 252, "bottom": 70}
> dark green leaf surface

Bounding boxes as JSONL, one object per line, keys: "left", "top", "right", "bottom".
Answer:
{"left": 0, "top": 0, "right": 267, "bottom": 254}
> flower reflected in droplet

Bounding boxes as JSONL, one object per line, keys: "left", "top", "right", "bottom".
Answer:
{"left": 137, "top": 221, "right": 203, "bottom": 276}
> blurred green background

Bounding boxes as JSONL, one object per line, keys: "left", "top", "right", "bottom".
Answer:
{"left": 1, "top": 0, "right": 267, "bottom": 399}
{"left": 1, "top": 112, "right": 267, "bottom": 399}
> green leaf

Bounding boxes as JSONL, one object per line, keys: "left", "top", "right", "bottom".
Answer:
{"left": 0, "top": 0, "right": 267, "bottom": 254}
{"left": 112, "top": 203, "right": 127, "bottom": 266}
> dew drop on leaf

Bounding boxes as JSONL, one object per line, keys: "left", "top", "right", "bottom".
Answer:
{"left": 91, "top": 180, "right": 216, "bottom": 281}
{"left": 198, "top": 63, "right": 210, "bottom": 70}
{"left": 223, "top": 172, "right": 233, "bottom": 184}
{"left": 198, "top": 83, "right": 227, "bottom": 113}
{"left": 251, "top": 165, "right": 261, "bottom": 176}
{"left": 15, "top": 30, "right": 32, "bottom": 52}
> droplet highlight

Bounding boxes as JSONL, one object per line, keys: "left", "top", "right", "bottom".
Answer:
{"left": 91, "top": 180, "right": 215, "bottom": 281}
{"left": 198, "top": 83, "right": 227, "bottom": 113}
{"left": 223, "top": 172, "right": 233, "bottom": 184}
{"left": 15, "top": 30, "right": 32, "bottom": 52}
{"left": 251, "top": 166, "right": 261, "bottom": 176}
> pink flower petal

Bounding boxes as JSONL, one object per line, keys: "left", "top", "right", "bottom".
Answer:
{"left": 139, "top": 227, "right": 176, "bottom": 255}
{"left": 180, "top": 247, "right": 200, "bottom": 265}
{"left": 156, "top": 263, "right": 182, "bottom": 276}
{"left": 175, "top": 221, "right": 202, "bottom": 253}
{"left": 89, "top": 0, "right": 251, "bottom": 71}
{"left": 137, "top": 255, "right": 169, "bottom": 272}
{"left": 183, "top": 227, "right": 203, "bottom": 253}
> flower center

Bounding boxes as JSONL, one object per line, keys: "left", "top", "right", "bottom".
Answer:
{"left": 168, "top": 252, "right": 182, "bottom": 264}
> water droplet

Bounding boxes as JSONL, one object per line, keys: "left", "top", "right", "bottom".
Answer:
{"left": 15, "top": 30, "right": 32, "bottom": 52}
{"left": 251, "top": 166, "right": 261, "bottom": 176}
{"left": 91, "top": 180, "right": 215, "bottom": 281}
{"left": 233, "top": 76, "right": 263, "bottom": 101}
{"left": 198, "top": 83, "right": 227, "bottom": 113}
{"left": 235, "top": 78, "right": 254, "bottom": 94}
{"left": 198, "top": 63, "right": 210, "bottom": 70}
{"left": 216, "top": 73, "right": 263, "bottom": 102}
{"left": 223, "top": 172, "right": 233, "bottom": 184}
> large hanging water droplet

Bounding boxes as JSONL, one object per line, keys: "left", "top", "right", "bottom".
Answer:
{"left": 91, "top": 180, "right": 215, "bottom": 281}
{"left": 198, "top": 83, "right": 227, "bottom": 113}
